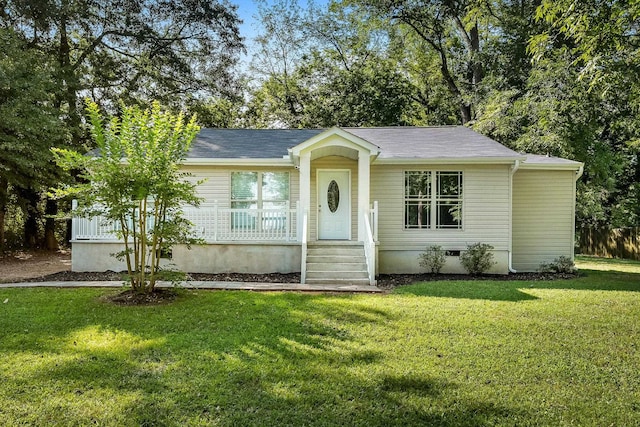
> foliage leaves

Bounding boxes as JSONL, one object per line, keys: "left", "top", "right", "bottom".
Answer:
{"left": 53, "top": 101, "right": 202, "bottom": 293}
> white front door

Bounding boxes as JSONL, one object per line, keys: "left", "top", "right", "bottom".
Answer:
{"left": 317, "top": 170, "right": 351, "bottom": 240}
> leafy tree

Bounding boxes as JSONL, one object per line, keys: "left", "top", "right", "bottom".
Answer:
{"left": 0, "top": 28, "right": 67, "bottom": 250}
{"left": 295, "top": 53, "right": 415, "bottom": 127}
{"left": 1, "top": 0, "right": 242, "bottom": 249}
{"left": 348, "top": 0, "right": 489, "bottom": 124}
{"left": 53, "top": 102, "right": 202, "bottom": 293}
{"left": 246, "top": 0, "right": 416, "bottom": 127}
{"left": 1, "top": 0, "right": 243, "bottom": 126}
{"left": 525, "top": 0, "right": 640, "bottom": 226}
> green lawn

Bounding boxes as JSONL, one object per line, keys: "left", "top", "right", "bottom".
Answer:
{"left": 1, "top": 260, "right": 639, "bottom": 426}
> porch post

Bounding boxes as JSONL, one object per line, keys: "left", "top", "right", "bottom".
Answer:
{"left": 357, "top": 149, "right": 371, "bottom": 242}
{"left": 299, "top": 151, "right": 311, "bottom": 242}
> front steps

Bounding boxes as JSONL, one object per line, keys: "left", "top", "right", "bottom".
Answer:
{"left": 305, "top": 242, "right": 371, "bottom": 285}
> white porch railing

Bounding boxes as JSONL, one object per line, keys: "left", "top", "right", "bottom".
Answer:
{"left": 72, "top": 201, "right": 300, "bottom": 242}
{"left": 363, "top": 201, "right": 378, "bottom": 286}
{"left": 300, "top": 209, "right": 308, "bottom": 284}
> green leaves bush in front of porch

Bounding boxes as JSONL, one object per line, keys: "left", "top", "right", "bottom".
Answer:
{"left": 418, "top": 244, "right": 446, "bottom": 274}
{"left": 52, "top": 101, "right": 202, "bottom": 293}
{"left": 460, "top": 242, "right": 496, "bottom": 275}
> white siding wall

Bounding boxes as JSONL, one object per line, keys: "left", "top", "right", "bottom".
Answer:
{"left": 371, "top": 164, "right": 511, "bottom": 274}
{"left": 512, "top": 169, "right": 576, "bottom": 271}
{"left": 310, "top": 156, "right": 358, "bottom": 241}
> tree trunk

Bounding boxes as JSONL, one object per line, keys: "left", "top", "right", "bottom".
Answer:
{"left": 44, "top": 198, "right": 59, "bottom": 251}
{"left": 22, "top": 188, "right": 41, "bottom": 248}
{"left": 0, "top": 178, "right": 7, "bottom": 251}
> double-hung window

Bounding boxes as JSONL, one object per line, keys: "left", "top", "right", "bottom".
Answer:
{"left": 405, "top": 171, "right": 431, "bottom": 229}
{"left": 404, "top": 170, "right": 463, "bottom": 230}
{"left": 231, "top": 172, "right": 290, "bottom": 229}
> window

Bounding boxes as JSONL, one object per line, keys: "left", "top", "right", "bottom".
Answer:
{"left": 404, "top": 171, "right": 463, "bottom": 230}
{"left": 231, "top": 172, "right": 289, "bottom": 209}
{"left": 405, "top": 171, "right": 431, "bottom": 229}
{"left": 231, "top": 172, "right": 290, "bottom": 229}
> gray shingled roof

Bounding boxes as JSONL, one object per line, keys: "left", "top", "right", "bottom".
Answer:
{"left": 521, "top": 154, "right": 582, "bottom": 166}
{"left": 343, "top": 126, "right": 521, "bottom": 159}
{"left": 189, "top": 128, "right": 324, "bottom": 158}
{"left": 189, "top": 126, "right": 521, "bottom": 160}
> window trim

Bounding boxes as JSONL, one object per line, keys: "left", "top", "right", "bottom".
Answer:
{"left": 230, "top": 171, "right": 290, "bottom": 209}
{"left": 404, "top": 170, "right": 464, "bottom": 231}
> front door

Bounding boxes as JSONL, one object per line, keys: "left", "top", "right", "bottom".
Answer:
{"left": 317, "top": 169, "right": 351, "bottom": 240}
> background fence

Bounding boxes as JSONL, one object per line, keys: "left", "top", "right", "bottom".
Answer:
{"left": 578, "top": 227, "right": 640, "bottom": 260}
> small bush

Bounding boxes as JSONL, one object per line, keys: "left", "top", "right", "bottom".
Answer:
{"left": 418, "top": 245, "right": 446, "bottom": 274}
{"left": 538, "top": 256, "right": 577, "bottom": 274}
{"left": 460, "top": 243, "right": 495, "bottom": 275}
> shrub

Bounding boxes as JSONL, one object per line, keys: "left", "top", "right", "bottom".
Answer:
{"left": 460, "top": 243, "right": 495, "bottom": 275}
{"left": 538, "top": 256, "right": 577, "bottom": 274}
{"left": 418, "top": 245, "right": 446, "bottom": 274}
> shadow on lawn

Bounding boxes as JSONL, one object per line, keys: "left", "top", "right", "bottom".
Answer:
{"left": 394, "top": 269, "right": 640, "bottom": 302}
{"left": 0, "top": 288, "right": 533, "bottom": 426}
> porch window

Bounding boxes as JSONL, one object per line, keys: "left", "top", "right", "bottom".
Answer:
{"left": 404, "top": 170, "right": 463, "bottom": 230}
{"left": 231, "top": 172, "right": 290, "bottom": 229}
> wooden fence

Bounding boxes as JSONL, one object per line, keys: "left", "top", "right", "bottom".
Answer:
{"left": 578, "top": 227, "right": 640, "bottom": 260}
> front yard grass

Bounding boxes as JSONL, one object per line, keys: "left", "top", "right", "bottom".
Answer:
{"left": 1, "top": 259, "right": 639, "bottom": 426}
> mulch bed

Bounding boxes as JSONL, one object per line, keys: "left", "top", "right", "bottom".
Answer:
{"left": 105, "top": 288, "right": 179, "bottom": 306}
{"left": 18, "top": 270, "right": 578, "bottom": 290}
{"left": 375, "top": 272, "right": 579, "bottom": 289}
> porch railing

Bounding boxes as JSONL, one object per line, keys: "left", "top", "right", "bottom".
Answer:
{"left": 72, "top": 201, "right": 300, "bottom": 242}
{"left": 363, "top": 201, "right": 378, "bottom": 286}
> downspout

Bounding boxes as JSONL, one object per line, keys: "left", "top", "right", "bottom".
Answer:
{"left": 571, "top": 164, "right": 584, "bottom": 259}
{"left": 508, "top": 160, "right": 521, "bottom": 273}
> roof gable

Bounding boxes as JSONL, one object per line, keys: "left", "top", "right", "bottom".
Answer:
{"left": 288, "top": 127, "right": 381, "bottom": 158}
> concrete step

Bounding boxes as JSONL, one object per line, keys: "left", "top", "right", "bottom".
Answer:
{"left": 307, "top": 247, "right": 365, "bottom": 256}
{"left": 305, "top": 277, "right": 372, "bottom": 286}
{"left": 304, "top": 242, "right": 370, "bottom": 285}
{"left": 306, "top": 270, "right": 369, "bottom": 280}
{"left": 306, "top": 255, "right": 365, "bottom": 264}
{"left": 306, "top": 262, "right": 367, "bottom": 272}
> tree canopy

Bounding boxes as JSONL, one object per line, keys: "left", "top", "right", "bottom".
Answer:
{"left": 1, "top": 0, "right": 638, "bottom": 250}
{"left": 0, "top": 0, "right": 243, "bottom": 249}
{"left": 53, "top": 101, "right": 202, "bottom": 293}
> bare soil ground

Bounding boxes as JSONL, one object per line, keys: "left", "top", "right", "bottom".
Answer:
{"left": 0, "top": 250, "right": 72, "bottom": 283}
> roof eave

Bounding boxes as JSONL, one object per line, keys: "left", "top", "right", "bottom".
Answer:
{"left": 519, "top": 162, "right": 584, "bottom": 171}
{"left": 183, "top": 158, "right": 294, "bottom": 167}
{"left": 375, "top": 156, "right": 526, "bottom": 165}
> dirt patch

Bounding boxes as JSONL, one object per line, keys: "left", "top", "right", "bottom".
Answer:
{"left": 0, "top": 250, "right": 72, "bottom": 283}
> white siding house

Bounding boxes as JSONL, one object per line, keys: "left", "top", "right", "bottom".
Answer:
{"left": 71, "top": 126, "right": 583, "bottom": 283}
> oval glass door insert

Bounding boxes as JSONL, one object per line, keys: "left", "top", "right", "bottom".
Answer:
{"left": 327, "top": 180, "right": 340, "bottom": 213}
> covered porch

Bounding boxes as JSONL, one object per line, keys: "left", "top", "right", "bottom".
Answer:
{"left": 70, "top": 128, "right": 381, "bottom": 285}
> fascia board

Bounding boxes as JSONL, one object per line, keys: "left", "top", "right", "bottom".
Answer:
{"left": 374, "top": 157, "right": 526, "bottom": 165}
{"left": 182, "top": 158, "right": 294, "bottom": 167}
{"left": 518, "top": 162, "right": 584, "bottom": 171}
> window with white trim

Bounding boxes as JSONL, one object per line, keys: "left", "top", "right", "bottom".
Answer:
{"left": 404, "top": 170, "right": 463, "bottom": 229}
{"left": 231, "top": 172, "right": 290, "bottom": 229}
{"left": 231, "top": 172, "right": 289, "bottom": 209}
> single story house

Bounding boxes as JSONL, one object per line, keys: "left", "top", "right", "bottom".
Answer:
{"left": 71, "top": 126, "right": 583, "bottom": 285}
